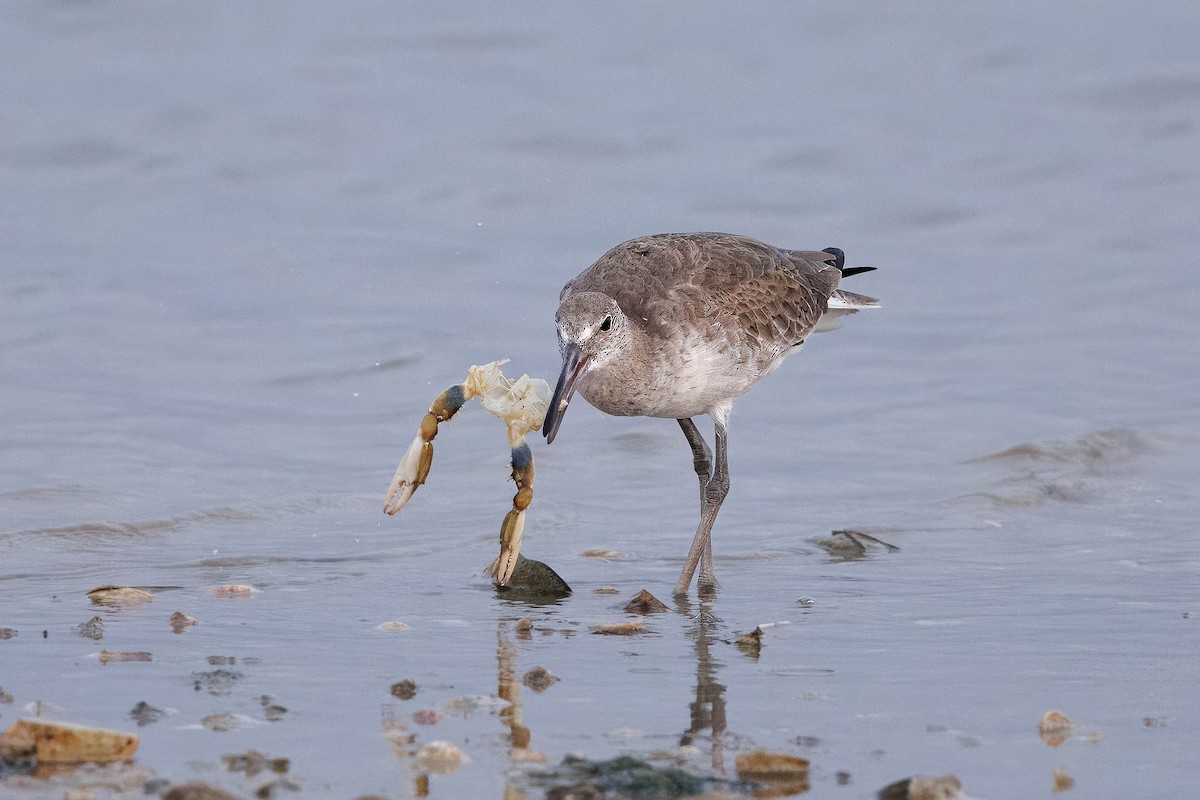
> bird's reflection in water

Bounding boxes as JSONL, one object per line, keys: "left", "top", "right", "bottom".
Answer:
{"left": 677, "top": 596, "right": 728, "bottom": 776}
{"left": 487, "top": 599, "right": 739, "bottom": 796}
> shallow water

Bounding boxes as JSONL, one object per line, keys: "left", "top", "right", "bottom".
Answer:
{"left": 2, "top": 2, "right": 1198, "bottom": 798}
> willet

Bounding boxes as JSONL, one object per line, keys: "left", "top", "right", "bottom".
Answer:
{"left": 542, "top": 232, "right": 877, "bottom": 596}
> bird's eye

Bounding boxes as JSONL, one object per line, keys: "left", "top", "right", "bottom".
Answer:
{"left": 599, "top": 315, "right": 612, "bottom": 332}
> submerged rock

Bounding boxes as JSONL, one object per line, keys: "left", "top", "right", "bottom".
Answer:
{"left": 390, "top": 680, "right": 418, "bottom": 700}
{"left": 736, "top": 750, "right": 810, "bottom": 796}
{"left": 623, "top": 589, "right": 669, "bottom": 614}
{"left": 162, "top": 782, "right": 245, "bottom": 800}
{"left": 589, "top": 621, "right": 646, "bottom": 636}
{"left": 496, "top": 553, "right": 572, "bottom": 599}
{"left": 0, "top": 718, "right": 138, "bottom": 763}
{"left": 255, "top": 777, "right": 302, "bottom": 798}
{"left": 878, "top": 774, "right": 963, "bottom": 800}
{"left": 1039, "top": 710, "right": 1073, "bottom": 747}
{"left": 736, "top": 627, "right": 764, "bottom": 659}
{"left": 737, "top": 621, "right": 790, "bottom": 660}
{"left": 193, "top": 668, "right": 243, "bottom": 696}
{"left": 818, "top": 529, "right": 899, "bottom": 560}
{"left": 535, "top": 754, "right": 707, "bottom": 799}
{"left": 376, "top": 620, "right": 412, "bottom": 632}
{"left": 87, "top": 586, "right": 153, "bottom": 608}
{"left": 260, "top": 695, "right": 287, "bottom": 722}
{"left": 208, "top": 584, "right": 256, "bottom": 598}
{"left": 202, "top": 712, "right": 247, "bottom": 732}
{"left": 1052, "top": 767, "right": 1074, "bottom": 793}
{"left": 522, "top": 666, "right": 559, "bottom": 693}
{"left": 77, "top": 615, "right": 105, "bottom": 640}
{"left": 99, "top": 649, "right": 153, "bottom": 664}
{"left": 580, "top": 549, "right": 626, "bottom": 559}
{"left": 129, "top": 701, "right": 165, "bottom": 727}
{"left": 171, "top": 611, "right": 199, "bottom": 633}
{"left": 222, "top": 749, "right": 290, "bottom": 777}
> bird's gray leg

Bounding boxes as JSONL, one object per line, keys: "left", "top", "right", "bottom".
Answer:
{"left": 677, "top": 418, "right": 712, "bottom": 513}
{"left": 677, "top": 418, "right": 717, "bottom": 589}
{"left": 675, "top": 417, "right": 729, "bottom": 597}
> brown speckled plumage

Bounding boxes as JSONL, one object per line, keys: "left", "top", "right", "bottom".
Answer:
{"left": 543, "top": 231, "right": 877, "bottom": 595}
{"left": 560, "top": 232, "right": 864, "bottom": 420}
{"left": 565, "top": 232, "right": 837, "bottom": 348}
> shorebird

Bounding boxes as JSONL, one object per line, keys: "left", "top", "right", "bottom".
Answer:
{"left": 542, "top": 232, "right": 877, "bottom": 596}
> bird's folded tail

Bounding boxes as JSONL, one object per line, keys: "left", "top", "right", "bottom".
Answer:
{"left": 815, "top": 288, "right": 879, "bottom": 333}
{"left": 817, "top": 246, "right": 878, "bottom": 309}
{"left": 816, "top": 241, "right": 880, "bottom": 332}
{"left": 827, "top": 289, "right": 879, "bottom": 309}
{"left": 789, "top": 246, "right": 879, "bottom": 332}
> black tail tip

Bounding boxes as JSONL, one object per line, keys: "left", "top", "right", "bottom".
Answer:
{"left": 824, "top": 247, "right": 875, "bottom": 277}
{"left": 821, "top": 247, "right": 845, "bottom": 270}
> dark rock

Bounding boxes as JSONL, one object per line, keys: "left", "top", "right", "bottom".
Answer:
{"left": 497, "top": 554, "right": 572, "bottom": 600}
{"left": 535, "top": 754, "right": 707, "bottom": 798}
{"left": 390, "top": 680, "right": 418, "bottom": 700}
{"left": 77, "top": 615, "right": 105, "bottom": 640}
{"left": 193, "top": 669, "right": 242, "bottom": 695}
{"left": 623, "top": 589, "right": 669, "bottom": 614}
{"left": 130, "top": 700, "right": 165, "bottom": 727}
{"left": 522, "top": 666, "right": 559, "bottom": 693}
{"left": 162, "top": 782, "right": 245, "bottom": 800}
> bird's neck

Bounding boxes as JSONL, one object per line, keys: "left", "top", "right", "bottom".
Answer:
{"left": 620, "top": 322, "right": 655, "bottom": 375}
{"left": 582, "top": 324, "right": 652, "bottom": 389}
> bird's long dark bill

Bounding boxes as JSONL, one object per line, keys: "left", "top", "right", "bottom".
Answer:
{"left": 543, "top": 343, "right": 588, "bottom": 444}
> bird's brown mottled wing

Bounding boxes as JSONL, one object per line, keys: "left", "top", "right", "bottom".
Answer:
{"left": 694, "top": 237, "right": 840, "bottom": 348}
{"left": 567, "top": 233, "right": 840, "bottom": 349}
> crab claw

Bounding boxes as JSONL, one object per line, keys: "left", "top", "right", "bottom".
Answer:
{"left": 493, "top": 508, "right": 526, "bottom": 587}
{"left": 384, "top": 436, "right": 431, "bottom": 515}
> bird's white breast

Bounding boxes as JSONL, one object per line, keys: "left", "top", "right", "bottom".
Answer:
{"left": 579, "top": 325, "right": 791, "bottom": 419}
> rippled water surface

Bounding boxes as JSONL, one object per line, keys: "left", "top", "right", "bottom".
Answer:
{"left": 2, "top": 2, "right": 1198, "bottom": 798}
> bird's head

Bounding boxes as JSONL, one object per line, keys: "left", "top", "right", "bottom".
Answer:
{"left": 542, "top": 291, "right": 628, "bottom": 443}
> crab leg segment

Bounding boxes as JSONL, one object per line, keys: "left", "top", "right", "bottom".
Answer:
{"left": 493, "top": 442, "right": 535, "bottom": 587}
{"left": 384, "top": 384, "right": 468, "bottom": 515}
